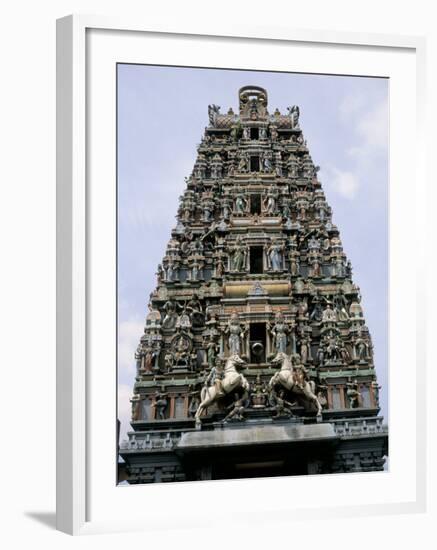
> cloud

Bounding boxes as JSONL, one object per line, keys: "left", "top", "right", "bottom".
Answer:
{"left": 327, "top": 91, "right": 388, "bottom": 201}
{"left": 326, "top": 167, "right": 360, "bottom": 200}
{"left": 356, "top": 97, "right": 388, "bottom": 152}
{"left": 339, "top": 93, "right": 366, "bottom": 119}
{"left": 118, "top": 317, "right": 144, "bottom": 377}
{"left": 339, "top": 93, "right": 388, "bottom": 158}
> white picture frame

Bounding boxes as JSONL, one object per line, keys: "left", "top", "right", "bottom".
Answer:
{"left": 56, "top": 14, "right": 427, "bottom": 535}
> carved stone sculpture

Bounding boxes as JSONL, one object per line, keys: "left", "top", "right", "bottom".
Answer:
{"left": 225, "top": 312, "right": 247, "bottom": 355}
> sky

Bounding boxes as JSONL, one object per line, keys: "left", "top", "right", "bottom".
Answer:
{"left": 117, "top": 64, "right": 389, "bottom": 445}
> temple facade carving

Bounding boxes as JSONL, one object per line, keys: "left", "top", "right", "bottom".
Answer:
{"left": 119, "top": 86, "right": 388, "bottom": 483}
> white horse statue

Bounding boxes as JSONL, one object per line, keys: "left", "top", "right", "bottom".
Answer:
{"left": 195, "top": 354, "right": 249, "bottom": 428}
{"left": 268, "top": 352, "right": 322, "bottom": 418}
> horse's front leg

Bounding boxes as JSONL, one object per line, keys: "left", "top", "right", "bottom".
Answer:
{"left": 304, "top": 386, "right": 322, "bottom": 419}
{"left": 194, "top": 403, "right": 204, "bottom": 429}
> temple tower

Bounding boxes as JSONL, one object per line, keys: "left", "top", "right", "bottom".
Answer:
{"left": 119, "top": 86, "right": 388, "bottom": 483}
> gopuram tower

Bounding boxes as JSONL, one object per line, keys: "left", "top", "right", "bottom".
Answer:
{"left": 119, "top": 86, "right": 388, "bottom": 483}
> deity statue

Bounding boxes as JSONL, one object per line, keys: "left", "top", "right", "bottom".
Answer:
{"left": 262, "top": 151, "right": 272, "bottom": 172}
{"left": 281, "top": 200, "right": 291, "bottom": 220}
{"left": 203, "top": 201, "right": 213, "bottom": 222}
{"left": 203, "top": 356, "right": 223, "bottom": 388}
{"left": 130, "top": 394, "right": 141, "bottom": 421}
{"left": 310, "top": 301, "right": 323, "bottom": 323}
{"left": 222, "top": 197, "right": 231, "bottom": 220}
{"left": 156, "top": 264, "right": 164, "bottom": 285}
{"left": 165, "top": 258, "right": 176, "bottom": 282}
{"left": 333, "top": 291, "right": 349, "bottom": 321}
{"left": 188, "top": 391, "right": 200, "bottom": 418}
{"left": 206, "top": 340, "right": 219, "bottom": 370}
{"left": 152, "top": 391, "right": 168, "bottom": 420}
{"left": 371, "top": 381, "right": 381, "bottom": 407}
{"left": 189, "top": 258, "right": 201, "bottom": 282}
{"left": 308, "top": 234, "right": 321, "bottom": 252}
{"left": 267, "top": 240, "right": 284, "bottom": 271}
{"left": 268, "top": 312, "right": 289, "bottom": 353}
{"left": 215, "top": 256, "right": 225, "bottom": 278}
{"left": 134, "top": 342, "right": 145, "bottom": 374}
{"left": 310, "top": 258, "right": 322, "bottom": 278}
{"left": 263, "top": 191, "right": 277, "bottom": 215}
{"left": 225, "top": 312, "right": 247, "bottom": 355}
{"left": 322, "top": 302, "right": 337, "bottom": 323}
{"left": 300, "top": 335, "right": 312, "bottom": 364}
{"left": 208, "top": 104, "right": 220, "bottom": 126}
{"left": 289, "top": 254, "right": 300, "bottom": 277}
{"left": 162, "top": 300, "right": 178, "bottom": 329}
{"left": 223, "top": 392, "right": 249, "bottom": 423}
{"left": 175, "top": 305, "right": 192, "bottom": 330}
{"left": 332, "top": 257, "right": 345, "bottom": 278}
{"left": 339, "top": 342, "right": 351, "bottom": 363}
{"left": 164, "top": 350, "right": 174, "bottom": 372}
{"left": 186, "top": 293, "right": 204, "bottom": 326}
{"left": 354, "top": 333, "right": 369, "bottom": 361}
{"left": 234, "top": 191, "right": 247, "bottom": 215}
{"left": 297, "top": 297, "right": 308, "bottom": 318}
{"left": 251, "top": 374, "right": 268, "bottom": 408}
{"left": 346, "top": 380, "right": 361, "bottom": 409}
{"left": 229, "top": 237, "right": 247, "bottom": 271}
{"left": 287, "top": 105, "right": 300, "bottom": 128}
{"left": 317, "top": 344, "right": 325, "bottom": 365}
{"left": 142, "top": 347, "right": 154, "bottom": 373}
{"left": 237, "top": 152, "right": 249, "bottom": 172}
{"left": 324, "top": 334, "right": 342, "bottom": 362}
{"left": 270, "top": 389, "right": 296, "bottom": 418}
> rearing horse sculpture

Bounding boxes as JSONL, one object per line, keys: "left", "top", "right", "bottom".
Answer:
{"left": 268, "top": 352, "right": 322, "bottom": 418}
{"left": 195, "top": 354, "right": 249, "bottom": 428}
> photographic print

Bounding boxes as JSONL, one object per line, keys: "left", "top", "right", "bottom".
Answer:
{"left": 117, "top": 65, "right": 388, "bottom": 484}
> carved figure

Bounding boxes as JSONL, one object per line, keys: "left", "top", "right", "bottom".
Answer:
{"left": 162, "top": 300, "right": 179, "bottom": 329}
{"left": 371, "top": 381, "right": 381, "bottom": 407}
{"left": 195, "top": 354, "right": 249, "bottom": 427}
{"left": 322, "top": 303, "right": 337, "bottom": 323}
{"left": 268, "top": 352, "right": 322, "bottom": 417}
{"left": 130, "top": 394, "right": 141, "bottom": 421}
{"left": 223, "top": 391, "right": 250, "bottom": 423}
{"left": 289, "top": 254, "right": 300, "bottom": 276}
{"left": 234, "top": 192, "right": 247, "bottom": 214}
{"left": 268, "top": 312, "right": 289, "bottom": 353}
{"left": 225, "top": 312, "right": 247, "bottom": 355}
{"left": 333, "top": 291, "right": 349, "bottom": 321}
{"left": 267, "top": 240, "right": 283, "bottom": 271}
{"left": 206, "top": 340, "right": 219, "bottom": 370}
{"left": 324, "top": 335, "right": 342, "bottom": 362}
{"left": 346, "top": 380, "right": 361, "bottom": 408}
{"left": 262, "top": 152, "right": 272, "bottom": 172}
{"left": 215, "top": 256, "right": 225, "bottom": 278}
{"left": 354, "top": 334, "right": 369, "bottom": 361}
{"left": 262, "top": 191, "right": 277, "bottom": 215}
{"left": 287, "top": 105, "right": 300, "bottom": 128}
{"left": 270, "top": 389, "right": 296, "bottom": 418}
{"left": 229, "top": 237, "right": 247, "bottom": 271}
{"left": 237, "top": 153, "right": 248, "bottom": 172}
{"left": 208, "top": 104, "right": 220, "bottom": 126}
{"left": 164, "top": 350, "right": 174, "bottom": 372}
{"left": 300, "top": 336, "right": 311, "bottom": 363}
{"left": 152, "top": 391, "right": 168, "bottom": 420}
